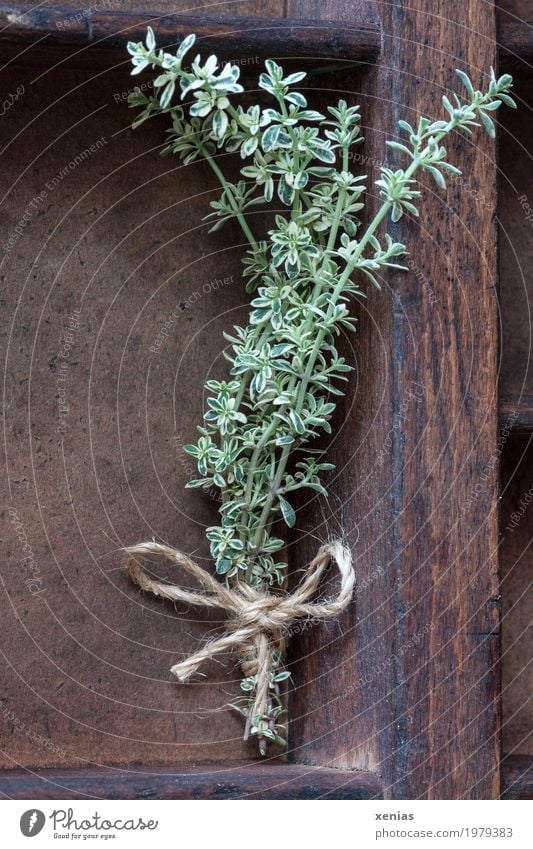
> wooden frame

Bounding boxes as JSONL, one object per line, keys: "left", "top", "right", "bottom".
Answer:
{"left": 0, "top": 5, "right": 379, "bottom": 70}
{"left": 0, "top": 759, "right": 527, "bottom": 800}
{"left": 1, "top": 1, "right": 532, "bottom": 800}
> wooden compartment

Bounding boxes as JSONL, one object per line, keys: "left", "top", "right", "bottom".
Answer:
{"left": 0, "top": 0, "right": 385, "bottom": 798}
{"left": 0, "top": 57, "right": 260, "bottom": 769}
{"left": 2, "top": 0, "right": 531, "bottom": 799}
{"left": 497, "top": 0, "right": 533, "bottom": 795}
{"left": 499, "top": 75, "right": 533, "bottom": 407}
{"left": 501, "top": 436, "right": 533, "bottom": 756}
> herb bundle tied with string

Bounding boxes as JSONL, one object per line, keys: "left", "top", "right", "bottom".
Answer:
{"left": 124, "top": 28, "right": 515, "bottom": 755}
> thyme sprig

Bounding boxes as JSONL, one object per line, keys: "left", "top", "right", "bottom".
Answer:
{"left": 127, "top": 28, "right": 515, "bottom": 753}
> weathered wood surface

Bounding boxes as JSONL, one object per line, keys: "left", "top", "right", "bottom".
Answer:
{"left": 500, "top": 435, "right": 533, "bottom": 756}
{"left": 499, "top": 0, "right": 533, "bottom": 70}
{"left": 369, "top": 0, "right": 501, "bottom": 801}
{"left": 499, "top": 396, "right": 533, "bottom": 433}
{"left": 500, "top": 20, "right": 533, "bottom": 64}
{"left": 0, "top": 762, "right": 382, "bottom": 799}
{"left": 0, "top": 4, "right": 381, "bottom": 70}
{"left": 501, "top": 754, "right": 533, "bottom": 799}
{"left": 289, "top": 0, "right": 501, "bottom": 799}
{"left": 5, "top": 0, "right": 285, "bottom": 16}
{"left": 497, "top": 68, "right": 533, "bottom": 763}
{"left": 0, "top": 0, "right": 521, "bottom": 801}
{"left": 0, "top": 59, "right": 260, "bottom": 768}
{"left": 0, "top": 0, "right": 383, "bottom": 776}
{"left": 498, "top": 0, "right": 532, "bottom": 17}
{"left": 0, "top": 3, "right": 530, "bottom": 70}
{"left": 285, "top": 0, "right": 384, "bottom": 780}
{"left": 498, "top": 75, "right": 533, "bottom": 401}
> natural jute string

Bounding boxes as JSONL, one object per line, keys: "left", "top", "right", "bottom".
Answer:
{"left": 125, "top": 540, "right": 355, "bottom": 723}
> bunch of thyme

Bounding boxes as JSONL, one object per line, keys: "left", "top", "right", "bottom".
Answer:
{"left": 126, "top": 28, "right": 514, "bottom": 753}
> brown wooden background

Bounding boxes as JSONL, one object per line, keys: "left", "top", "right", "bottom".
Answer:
{"left": 0, "top": 0, "right": 532, "bottom": 799}
{"left": 0, "top": 0, "right": 377, "bottom": 773}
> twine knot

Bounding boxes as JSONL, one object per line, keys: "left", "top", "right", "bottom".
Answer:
{"left": 125, "top": 539, "right": 355, "bottom": 724}
{"left": 229, "top": 594, "right": 288, "bottom": 633}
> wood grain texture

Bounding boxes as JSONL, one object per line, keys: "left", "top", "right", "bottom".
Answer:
{"left": 498, "top": 0, "right": 532, "bottom": 18}
{"left": 501, "top": 754, "right": 533, "bottom": 799}
{"left": 3, "top": 1, "right": 286, "bottom": 18}
{"left": 0, "top": 3, "right": 380, "bottom": 71}
{"left": 3, "top": 3, "right": 531, "bottom": 69}
{"left": 498, "top": 0, "right": 533, "bottom": 70}
{"left": 285, "top": 0, "right": 386, "bottom": 779}
{"left": 498, "top": 75, "right": 533, "bottom": 400}
{"left": 372, "top": 0, "right": 501, "bottom": 802}
{"left": 496, "top": 66, "right": 532, "bottom": 760}
{"left": 0, "top": 0, "right": 511, "bottom": 799}
{"left": 288, "top": 0, "right": 501, "bottom": 799}
{"left": 0, "top": 762, "right": 382, "bottom": 799}
{"left": 500, "top": 396, "right": 533, "bottom": 433}
{"left": 500, "top": 435, "right": 533, "bottom": 756}
{"left": 0, "top": 60, "right": 259, "bottom": 768}
{"left": 0, "top": 0, "right": 380, "bottom": 784}
{"left": 499, "top": 20, "right": 533, "bottom": 67}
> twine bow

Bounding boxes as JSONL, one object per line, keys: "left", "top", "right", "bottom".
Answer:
{"left": 125, "top": 540, "right": 355, "bottom": 724}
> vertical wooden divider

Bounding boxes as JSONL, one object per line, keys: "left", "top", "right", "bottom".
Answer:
{"left": 288, "top": 0, "right": 501, "bottom": 799}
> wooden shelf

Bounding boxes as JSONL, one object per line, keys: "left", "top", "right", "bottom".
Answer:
{"left": 0, "top": 762, "right": 382, "bottom": 800}
{"left": 0, "top": 4, "right": 380, "bottom": 71}
{"left": 501, "top": 755, "right": 533, "bottom": 799}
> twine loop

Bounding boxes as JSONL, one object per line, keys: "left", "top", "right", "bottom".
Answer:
{"left": 125, "top": 539, "right": 355, "bottom": 723}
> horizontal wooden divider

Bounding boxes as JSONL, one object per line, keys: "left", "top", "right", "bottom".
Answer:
{"left": 1, "top": 5, "right": 531, "bottom": 71}
{"left": 0, "top": 4, "right": 381, "bottom": 70}
{"left": 1, "top": 757, "right": 528, "bottom": 799}
{"left": 0, "top": 762, "right": 383, "bottom": 800}
{"left": 499, "top": 395, "right": 533, "bottom": 434}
